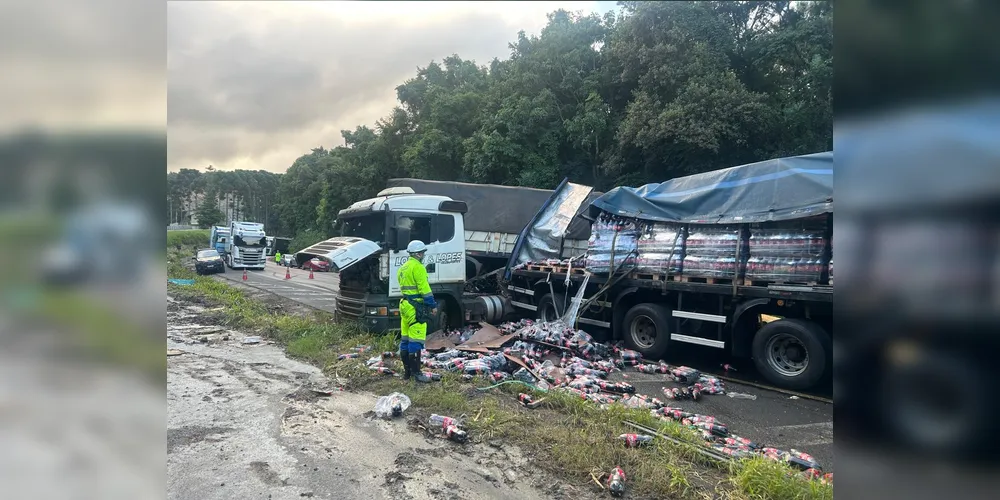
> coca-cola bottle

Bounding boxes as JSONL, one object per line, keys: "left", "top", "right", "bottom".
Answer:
{"left": 607, "top": 467, "right": 626, "bottom": 497}
{"left": 618, "top": 433, "right": 653, "bottom": 447}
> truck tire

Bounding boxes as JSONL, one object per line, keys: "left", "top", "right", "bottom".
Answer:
{"left": 752, "top": 319, "right": 830, "bottom": 390}
{"left": 880, "top": 349, "right": 989, "bottom": 456}
{"left": 536, "top": 293, "right": 566, "bottom": 323}
{"left": 622, "top": 303, "right": 672, "bottom": 359}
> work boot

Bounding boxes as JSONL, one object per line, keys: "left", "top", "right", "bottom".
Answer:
{"left": 402, "top": 351, "right": 413, "bottom": 381}
{"left": 411, "top": 353, "right": 431, "bottom": 383}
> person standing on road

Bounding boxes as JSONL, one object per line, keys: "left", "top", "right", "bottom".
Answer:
{"left": 397, "top": 240, "right": 437, "bottom": 382}
{"left": 275, "top": 251, "right": 282, "bottom": 265}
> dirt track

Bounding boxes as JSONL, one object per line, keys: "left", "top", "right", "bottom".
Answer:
{"left": 167, "top": 295, "right": 597, "bottom": 500}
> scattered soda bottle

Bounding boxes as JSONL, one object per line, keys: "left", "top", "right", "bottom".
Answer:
{"left": 597, "top": 381, "right": 635, "bottom": 394}
{"left": 350, "top": 346, "right": 370, "bottom": 353}
{"left": 606, "top": 467, "right": 626, "bottom": 497}
{"left": 337, "top": 353, "right": 359, "bottom": 360}
{"left": 421, "top": 372, "right": 442, "bottom": 381}
{"left": 442, "top": 358, "right": 465, "bottom": 372}
{"left": 670, "top": 366, "right": 701, "bottom": 384}
{"left": 382, "top": 351, "right": 397, "bottom": 358}
{"left": 372, "top": 367, "right": 396, "bottom": 375}
{"left": 787, "top": 449, "right": 821, "bottom": 471}
{"left": 444, "top": 423, "right": 468, "bottom": 443}
{"left": 518, "top": 393, "right": 543, "bottom": 408}
{"left": 429, "top": 414, "right": 467, "bottom": 443}
{"left": 618, "top": 433, "right": 653, "bottom": 447}
{"left": 720, "top": 435, "right": 758, "bottom": 450}
{"left": 435, "top": 349, "right": 464, "bottom": 361}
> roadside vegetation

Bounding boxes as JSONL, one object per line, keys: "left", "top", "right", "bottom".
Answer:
{"left": 0, "top": 215, "right": 163, "bottom": 381}
{"left": 167, "top": 240, "right": 831, "bottom": 500}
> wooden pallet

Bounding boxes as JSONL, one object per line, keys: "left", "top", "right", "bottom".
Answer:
{"left": 629, "top": 272, "right": 681, "bottom": 282}
{"left": 741, "top": 278, "right": 822, "bottom": 287}
{"left": 677, "top": 275, "right": 740, "bottom": 285}
{"left": 525, "top": 264, "right": 586, "bottom": 275}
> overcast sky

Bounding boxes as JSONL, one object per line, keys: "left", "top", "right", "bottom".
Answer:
{"left": 167, "top": 1, "right": 619, "bottom": 173}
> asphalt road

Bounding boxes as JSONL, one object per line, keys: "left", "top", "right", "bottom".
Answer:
{"left": 214, "top": 260, "right": 339, "bottom": 314}
{"left": 209, "top": 260, "right": 834, "bottom": 473}
{"left": 612, "top": 370, "right": 834, "bottom": 473}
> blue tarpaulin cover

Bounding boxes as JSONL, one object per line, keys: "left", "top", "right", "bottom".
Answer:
{"left": 589, "top": 152, "right": 833, "bottom": 224}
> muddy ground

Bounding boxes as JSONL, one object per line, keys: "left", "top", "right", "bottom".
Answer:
{"left": 167, "top": 293, "right": 603, "bottom": 500}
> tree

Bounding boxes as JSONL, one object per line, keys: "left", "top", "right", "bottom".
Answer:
{"left": 194, "top": 191, "right": 225, "bottom": 229}
{"left": 171, "top": 1, "right": 832, "bottom": 242}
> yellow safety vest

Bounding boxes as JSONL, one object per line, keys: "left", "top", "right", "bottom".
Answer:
{"left": 398, "top": 256, "right": 432, "bottom": 303}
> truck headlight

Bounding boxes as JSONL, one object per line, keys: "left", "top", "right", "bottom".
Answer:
{"left": 366, "top": 307, "right": 388, "bottom": 316}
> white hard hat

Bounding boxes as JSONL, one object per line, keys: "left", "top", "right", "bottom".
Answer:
{"left": 406, "top": 240, "right": 427, "bottom": 254}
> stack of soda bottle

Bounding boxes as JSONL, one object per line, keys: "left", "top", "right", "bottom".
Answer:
{"left": 635, "top": 221, "right": 685, "bottom": 274}
{"left": 585, "top": 212, "right": 640, "bottom": 274}
{"left": 682, "top": 225, "right": 743, "bottom": 279}
{"left": 745, "top": 216, "right": 830, "bottom": 283}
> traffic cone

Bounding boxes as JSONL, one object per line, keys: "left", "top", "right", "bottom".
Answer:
{"left": 309, "top": 268, "right": 314, "bottom": 279}
{"left": 242, "top": 269, "right": 248, "bottom": 281}
{"left": 285, "top": 266, "right": 292, "bottom": 280}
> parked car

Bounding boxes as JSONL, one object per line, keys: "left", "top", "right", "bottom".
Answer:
{"left": 280, "top": 253, "right": 297, "bottom": 267}
{"left": 301, "top": 257, "right": 331, "bottom": 272}
{"left": 194, "top": 248, "right": 225, "bottom": 275}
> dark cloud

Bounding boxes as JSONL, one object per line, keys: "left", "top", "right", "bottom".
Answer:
{"left": 166, "top": 2, "right": 551, "bottom": 171}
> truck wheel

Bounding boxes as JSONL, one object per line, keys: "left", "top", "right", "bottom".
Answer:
{"left": 536, "top": 293, "right": 565, "bottom": 323}
{"left": 752, "top": 319, "right": 830, "bottom": 390}
{"left": 622, "top": 303, "right": 671, "bottom": 359}
{"left": 880, "top": 349, "right": 989, "bottom": 456}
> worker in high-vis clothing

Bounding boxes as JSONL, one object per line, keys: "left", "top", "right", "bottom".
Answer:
{"left": 398, "top": 240, "right": 437, "bottom": 382}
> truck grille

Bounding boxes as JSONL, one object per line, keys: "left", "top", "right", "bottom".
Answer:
{"left": 336, "top": 286, "right": 367, "bottom": 322}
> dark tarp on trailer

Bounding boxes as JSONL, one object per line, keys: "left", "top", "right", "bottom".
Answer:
{"left": 386, "top": 178, "right": 601, "bottom": 239}
{"left": 588, "top": 152, "right": 833, "bottom": 224}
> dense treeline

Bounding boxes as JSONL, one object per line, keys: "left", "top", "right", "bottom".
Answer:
{"left": 167, "top": 1, "right": 831, "bottom": 239}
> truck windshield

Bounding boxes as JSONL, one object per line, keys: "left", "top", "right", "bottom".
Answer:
{"left": 341, "top": 214, "right": 385, "bottom": 243}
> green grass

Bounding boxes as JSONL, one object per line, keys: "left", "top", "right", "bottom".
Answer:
{"left": 167, "top": 229, "right": 210, "bottom": 249}
{"left": 165, "top": 232, "right": 832, "bottom": 500}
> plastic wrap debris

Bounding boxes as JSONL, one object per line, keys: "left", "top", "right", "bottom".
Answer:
{"left": 374, "top": 393, "right": 411, "bottom": 419}
{"left": 242, "top": 336, "right": 263, "bottom": 344}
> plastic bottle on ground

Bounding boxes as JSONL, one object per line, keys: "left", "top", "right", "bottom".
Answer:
{"left": 618, "top": 433, "right": 653, "bottom": 447}
{"left": 606, "top": 467, "right": 626, "bottom": 497}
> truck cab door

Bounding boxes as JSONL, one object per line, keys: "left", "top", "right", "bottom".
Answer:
{"left": 390, "top": 212, "right": 437, "bottom": 296}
